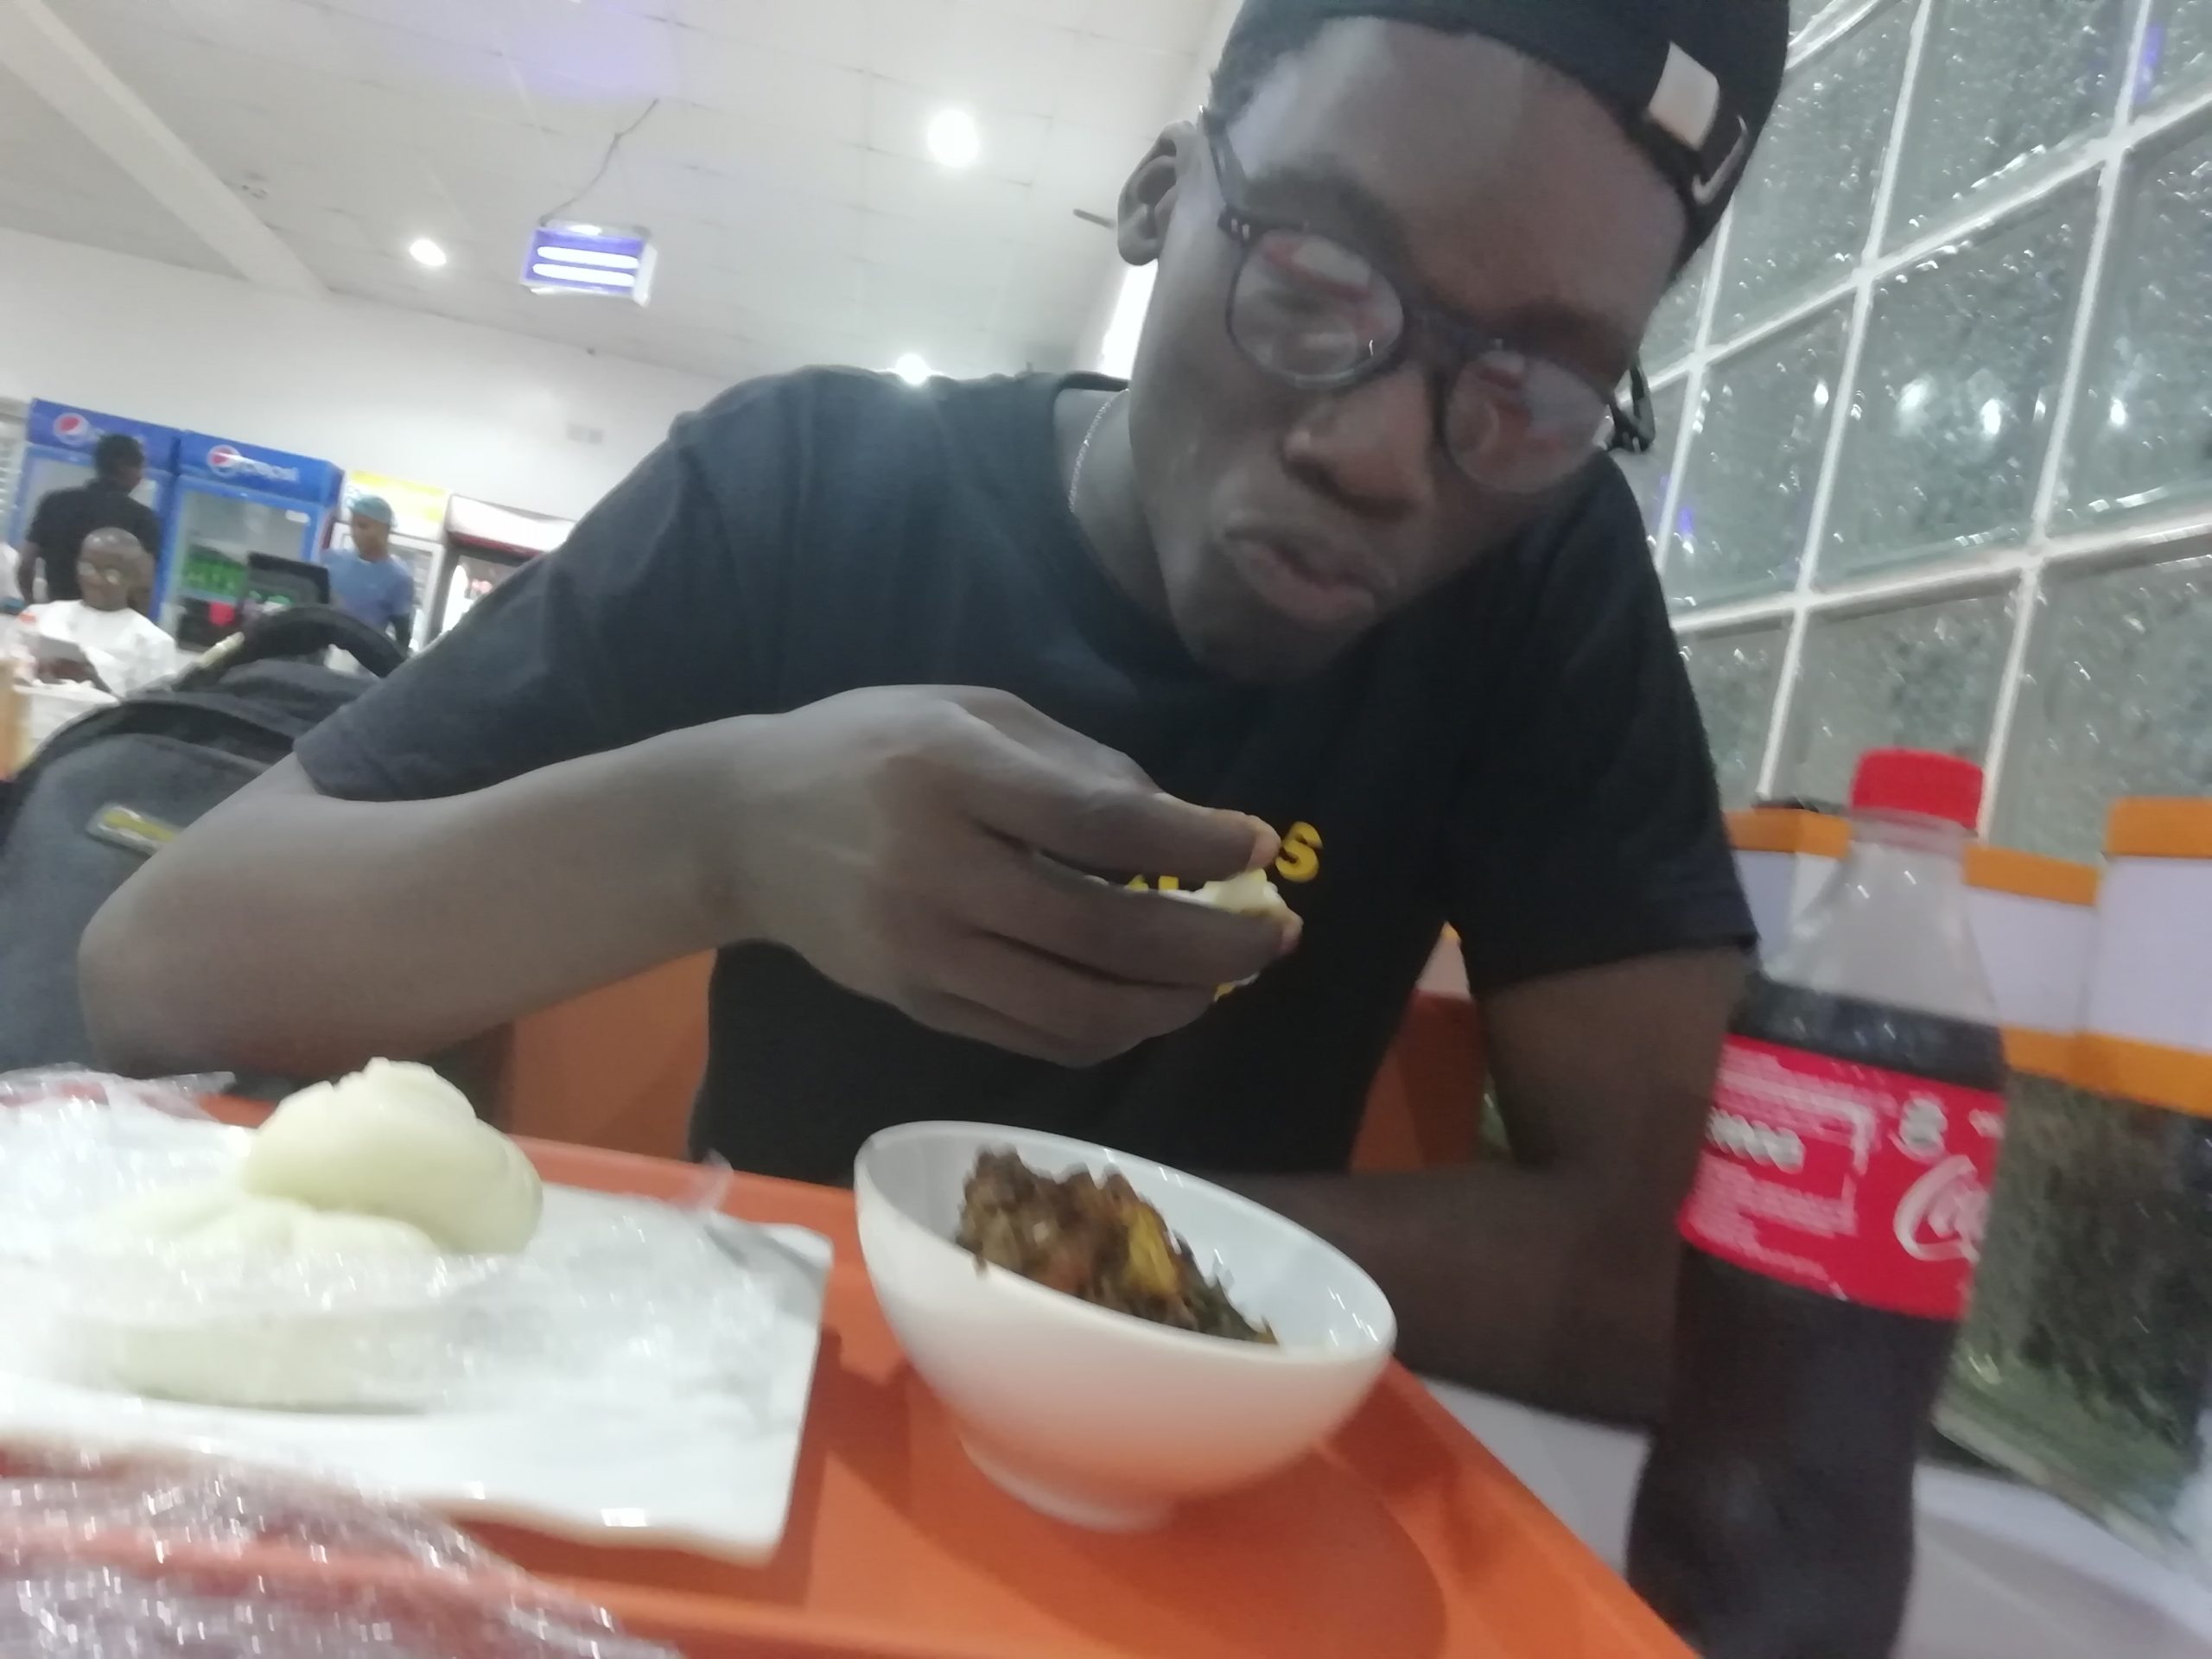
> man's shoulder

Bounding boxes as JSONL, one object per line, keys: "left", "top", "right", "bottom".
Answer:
{"left": 676, "top": 367, "right": 1047, "bottom": 470}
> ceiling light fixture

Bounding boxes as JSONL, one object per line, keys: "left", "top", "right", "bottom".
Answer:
{"left": 522, "top": 221, "right": 657, "bottom": 302}
{"left": 408, "top": 237, "right": 448, "bottom": 268}
{"left": 925, "top": 107, "right": 982, "bottom": 169}
{"left": 893, "top": 354, "right": 931, "bottom": 386}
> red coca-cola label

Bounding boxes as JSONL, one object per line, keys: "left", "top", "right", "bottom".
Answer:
{"left": 1679, "top": 1036, "right": 2005, "bottom": 1319}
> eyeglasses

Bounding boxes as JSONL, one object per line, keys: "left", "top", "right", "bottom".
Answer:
{"left": 1201, "top": 110, "right": 1655, "bottom": 495}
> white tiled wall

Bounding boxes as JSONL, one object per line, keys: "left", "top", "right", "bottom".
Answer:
{"left": 1630, "top": 0, "right": 2212, "bottom": 858}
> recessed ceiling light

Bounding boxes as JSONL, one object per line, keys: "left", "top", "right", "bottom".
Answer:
{"left": 408, "top": 237, "right": 448, "bottom": 268}
{"left": 893, "top": 353, "right": 931, "bottom": 386}
{"left": 925, "top": 107, "right": 981, "bottom": 170}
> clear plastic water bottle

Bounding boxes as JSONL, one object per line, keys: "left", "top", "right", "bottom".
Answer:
{"left": 1629, "top": 749, "right": 2008, "bottom": 1658}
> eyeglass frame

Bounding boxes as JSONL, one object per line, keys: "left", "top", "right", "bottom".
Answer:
{"left": 1198, "top": 107, "right": 1656, "bottom": 490}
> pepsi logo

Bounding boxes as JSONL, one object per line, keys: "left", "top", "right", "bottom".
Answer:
{"left": 52, "top": 412, "right": 93, "bottom": 447}
{"left": 202, "top": 443, "right": 302, "bottom": 485}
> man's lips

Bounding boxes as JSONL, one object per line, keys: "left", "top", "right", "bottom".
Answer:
{"left": 1219, "top": 533, "right": 1386, "bottom": 631}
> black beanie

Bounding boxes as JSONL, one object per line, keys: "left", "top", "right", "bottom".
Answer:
{"left": 1215, "top": 0, "right": 1790, "bottom": 255}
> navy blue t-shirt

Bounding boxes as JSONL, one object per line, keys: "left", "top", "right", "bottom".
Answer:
{"left": 297, "top": 371, "right": 1751, "bottom": 1183}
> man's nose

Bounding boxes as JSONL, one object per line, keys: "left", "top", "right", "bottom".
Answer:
{"left": 1281, "top": 365, "right": 1438, "bottom": 517}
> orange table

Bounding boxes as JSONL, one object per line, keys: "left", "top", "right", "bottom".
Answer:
{"left": 436, "top": 1136, "right": 1688, "bottom": 1659}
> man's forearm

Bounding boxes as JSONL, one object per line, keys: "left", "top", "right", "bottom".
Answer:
{"left": 82, "top": 726, "right": 753, "bottom": 1078}
{"left": 1233, "top": 1163, "right": 1680, "bottom": 1422}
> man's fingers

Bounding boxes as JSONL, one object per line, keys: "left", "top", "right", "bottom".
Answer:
{"left": 917, "top": 931, "right": 1220, "bottom": 1066}
{"left": 928, "top": 830, "right": 1291, "bottom": 989}
{"left": 961, "top": 722, "right": 1276, "bottom": 883}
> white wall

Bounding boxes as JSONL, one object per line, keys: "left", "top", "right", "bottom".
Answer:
{"left": 0, "top": 226, "right": 723, "bottom": 522}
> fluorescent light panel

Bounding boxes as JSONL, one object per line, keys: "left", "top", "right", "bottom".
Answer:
{"left": 524, "top": 221, "right": 655, "bottom": 302}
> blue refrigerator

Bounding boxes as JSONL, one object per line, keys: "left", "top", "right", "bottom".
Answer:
{"left": 159, "top": 433, "right": 343, "bottom": 645}
{"left": 9, "top": 399, "right": 180, "bottom": 548}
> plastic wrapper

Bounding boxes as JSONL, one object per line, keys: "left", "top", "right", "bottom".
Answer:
{"left": 0, "top": 1071, "right": 773, "bottom": 1413}
{"left": 0, "top": 1446, "right": 677, "bottom": 1656}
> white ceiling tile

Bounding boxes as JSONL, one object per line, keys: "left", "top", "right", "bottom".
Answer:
{"left": 165, "top": 0, "right": 353, "bottom": 69}
{"left": 858, "top": 220, "right": 1009, "bottom": 311}
{"left": 518, "top": 72, "right": 645, "bottom": 138}
{"left": 84, "top": 27, "right": 289, "bottom": 114}
{"left": 713, "top": 251, "right": 868, "bottom": 334}
{"left": 1080, "top": 0, "right": 1219, "bottom": 55}
{"left": 674, "top": 28, "right": 868, "bottom": 143}
{"left": 398, "top": 92, "right": 546, "bottom": 165}
{"left": 501, "top": 5, "right": 679, "bottom": 99}
{"left": 675, "top": 0, "right": 871, "bottom": 66}
{"left": 862, "top": 151, "right": 1033, "bottom": 241}
{"left": 864, "top": 0, "right": 1080, "bottom": 120}
{"left": 1055, "top": 35, "right": 1192, "bottom": 135}
{"left": 636, "top": 105, "right": 868, "bottom": 201}
{"left": 400, "top": 62, "right": 541, "bottom": 129}
{"left": 148, "top": 97, "right": 283, "bottom": 176}
{"left": 955, "top": 0, "right": 1090, "bottom": 28}
{"left": 610, "top": 153, "right": 715, "bottom": 223}
{"left": 54, "top": 0, "right": 195, "bottom": 60}
{"left": 1030, "top": 121, "right": 1145, "bottom": 221}
{"left": 319, "top": 0, "right": 513, "bottom": 54}
{"left": 680, "top": 172, "right": 865, "bottom": 254}
{"left": 865, "top": 78, "right": 1047, "bottom": 184}
{"left": 314, "top": 10, "right": 515, "bottom": 103}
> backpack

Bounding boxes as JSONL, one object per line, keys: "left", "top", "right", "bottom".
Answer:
{"left": 0, "top": 606, "right": 404, "bottom": 1071}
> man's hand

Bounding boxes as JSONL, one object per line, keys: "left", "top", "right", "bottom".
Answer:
{"left": 709, "top": 687, "right": 1296, "bottom": 1065}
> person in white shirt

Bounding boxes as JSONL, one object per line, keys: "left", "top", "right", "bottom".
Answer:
{"left": 26, "top": 530, "right": 177, "bottom": 698}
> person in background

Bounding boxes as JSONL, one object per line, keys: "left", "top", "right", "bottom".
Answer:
{"left": 87, "top": 0, "right": 1784, "bottom": 1426}
{"left": 324, "top": 497, "right": 416, "bottom": 650}
{"left": 16, "top": 434, "right": 164, "bottom": 606}
{"left": 25, "top": 531, "right": 175, "bottom": 698}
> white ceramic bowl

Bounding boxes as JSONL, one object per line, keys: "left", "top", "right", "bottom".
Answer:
{"left": 855, "top": 1122, "right": 1395, "bottom": 1530}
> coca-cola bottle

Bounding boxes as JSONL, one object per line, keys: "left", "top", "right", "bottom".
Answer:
{"left": 1629, "top": 750, "right": 2008, "bottom": 1659}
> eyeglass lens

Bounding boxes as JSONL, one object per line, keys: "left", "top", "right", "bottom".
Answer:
{"left": 1227, "top": 225, "right": 1613, "bottom": 492}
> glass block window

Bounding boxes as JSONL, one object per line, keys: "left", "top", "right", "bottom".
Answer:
{"left": 2058, "top": 109, "right": 2212, "bottom": 527}
{"left": 1823, "top": 185, "right": 2094, "bottom": 582}
{"left": 1617, "top": 375, "right": 1689, "bottom": 546}
{"left": 1719, "top": 2, "right": 1914, "bottom": 336}
{"left": 2139, "top": 0, "right": 2212, "bottom": 106}
{"left": 1775, "top": 587, "right": 2018, "bottom": 805}
{"left": 1667, "top": 304, "right": 1848, "bottom": 610}
{"left": 1652, "top": 0, "right": 2210, "bottom": 847}
{"left": 1888, "top": 0, "right": 2133, "bottom": 245}
{"left": 1680, "top": 623, "right": 1790, "bottom": 808}
{"left": 1996, "top": 547, "right": 2212, "bottom": 859}
{"left": 1644, "top": 240, "right": 1713, "bottom": 376}
{"left": 1792, "top": 0, "right": 1844, "bottom": 37}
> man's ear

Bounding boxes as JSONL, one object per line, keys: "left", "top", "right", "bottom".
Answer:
{"left": 1116, "top": 122, "right": 1198, "bottom": 265}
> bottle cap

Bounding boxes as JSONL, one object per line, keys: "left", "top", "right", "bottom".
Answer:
{"left": 1850, "top": 749, "right": 1983, "bottom": 830}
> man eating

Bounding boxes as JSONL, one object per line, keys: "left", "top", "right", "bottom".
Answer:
{"left": 85, "top": 0, "right": 1785, "bottom": 1423}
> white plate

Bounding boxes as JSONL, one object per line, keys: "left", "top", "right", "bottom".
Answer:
{"left": 0, "top": 1186, "right": 832, "bottom": 1563}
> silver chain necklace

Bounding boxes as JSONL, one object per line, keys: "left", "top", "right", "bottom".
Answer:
{"left": 1066, "top": 389, "right": 1125, "bottom": 513}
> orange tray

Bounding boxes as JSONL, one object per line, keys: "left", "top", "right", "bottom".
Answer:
{"left": 182, "top": 1110, "right": 1683, "bottom": 1659}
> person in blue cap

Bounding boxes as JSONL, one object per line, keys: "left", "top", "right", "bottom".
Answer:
{"left": 323, "top": 495, "right": 416, "bottom": 650}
